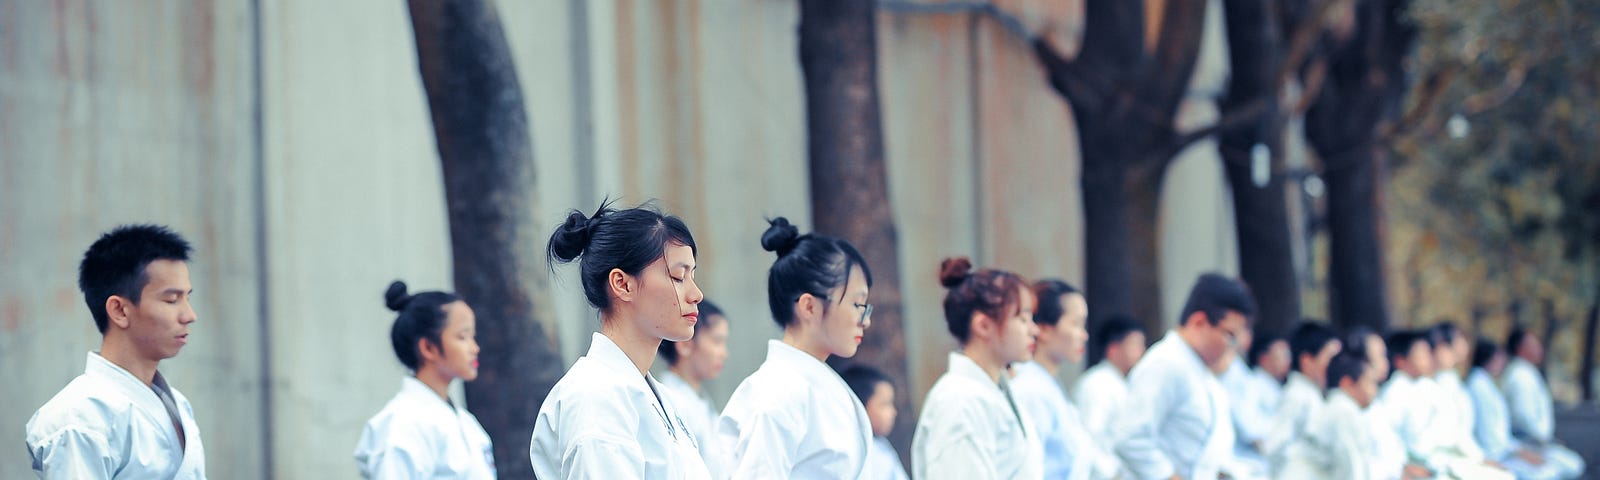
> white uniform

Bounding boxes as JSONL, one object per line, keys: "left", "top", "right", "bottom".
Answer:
{"left": 1260, "top": 372, "right": 1323, "bottom": 464}
{"left": 912, "top": 352, "right": 1043, "bottom": 480}
{"left": 1467, "top": 367, "right": 1580, "bottom": 480}
{"left": 26, "top": 352, "right": 206, "bottom": 479}
{"left": 354, "top": 376, "right": 496, "bottom": 479}
{"left": 1223, "top": 363, "right": 1280, "bottom": 452}
{"left": 1500, "top": 358, "right": 1587, "bottom": 479}
{"left": 1071, "top": 361, "right": 1130, "bottom": 443}
{"left": 864, "top": 436, "right": 909, "bottom": 480}
{"left": 1434, "top": 370, "right": 1485, "bottom": 458}
{"left": 1382, "top": 371, "right": 1505, "bottom": 478}
{"left": 1113, "top": 331, "right": 1238, "bottom": 480}
{"left": 1011, "top": 361, "right": 1118, "bottom": 480}
{"left": 531, "top": 333, "right": 711, "bottom": 479}
{"left": 1364, "top": 398, "right": 1407, "bottom": 480}
{"left": 657, "top": 371, "right": 723, "bottom": 478}
{"left": 1274, "top": 390, "right": 1373, "bottom": 480}
{"left": 718, "top": 339, "right": 872, "bottom": 479}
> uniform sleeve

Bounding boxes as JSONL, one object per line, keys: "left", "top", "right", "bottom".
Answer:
{"left": 530, "top": 391, "right": 647, "bottom": 480}
{"left": 28, "top": 427, "right": 116, "bottom": 480}
{"left": 1469, "top": 379, "right": 1513, "bottom": 460}
{"left": 1114, "top": 362, "right": 1179, "bottom": 480}
{"left": 1331, "top": 418, "right": 1370, "bottom": 480}
{"left": 1259, "top": 387, "right": 1308, "bottom": 459}
{"left": 718, "top": 394, "right": 802, "bottom": 479}
{"left": 917, "top": 407, "right": 998, "bottom": 480}
{"left": 1072, "top": 375, "right": 1113, "bottom": 441}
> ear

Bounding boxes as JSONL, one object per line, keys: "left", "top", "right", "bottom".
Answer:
{"left": 608, "top": 268, "right": 637, "bottom": 303}
{"left": 795, "top": 293, "right": 822, "bottom": 326}
{"left": 105, "top": 295, "right": 133, "bottom": 330}
{"left": 417, "top": 337, "right": 444, "bottom": 363}
{"left": 1182, "top": 311, "right": 1209, "bottom": 329}
{"left": 971, "top": 311, "right": 996, "bottom": 339}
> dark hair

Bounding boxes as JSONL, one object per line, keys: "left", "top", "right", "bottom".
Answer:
{"left": 385, "top": 280, "right": 462, "bottom": 371}
{"left": 1430, "top": 322, "right": 1461, "bottom": 349}
{"left": 658, "top": 299, "right": 725, "bottom": 365}
{"left": 547, "top": 199, "right": 697, "bottom": 311}
{"left": 1343, "top": 325, "right": 1379, "bottom": 360}
{"left": 1095, "top": 313, "right": 1145, "bottom": 353}
{"left": 1471, "top": 336, "right": 1500, "bottom": 370}
{"left": 1386, "top": 329, "right": 1433, "bottom": 364}
{"left": 1031, "top": 279, "right": 1081, "bottom": 327}
{"left": 1247, "top": 333, "right": 1285, "bottom": 368}
{"left": 1325, "top": 351, "right": 1369, "bottom": 390}
{"left": 760, "top": 217, "right": 873, "bottom": 328}
{"left": 1178, "top": 273, "right": 1257, "bottom": 326}
{"left": 840, "top": 364, "right": 893, "bottom": 404}
{"left": 938, "top": 257, "right": 1029, "bottom": 344}
{"left": 1506, "top": 325, "right": 1529, "bottom": 356}
{"left": 1289, "top": 322, "right": 1340, "bottom": 372}
{"left": 77, "top": 225, "right": 194, "bottom": 334}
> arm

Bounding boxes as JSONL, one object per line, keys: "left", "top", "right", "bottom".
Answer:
{"left": 919, "top": 413, "right": 998, "bottom": 480}
{"left": 28, "top": 428, "right": 116, "bottom": 480}
{"left": 1500, "top": 368, "right": 1542, "bottom": 442}
{"left": 355, "top": 421, "right": 435, "bottom": 479}
{"left": 1258, "top": 386, "right": 1308, "bottom": 458}
{"left": 718, "top": 396, "right": 802, "bottom": 477}
{"left": 531, "top": 393, "right": 647, "bottom": 480}
{"left": 1114, "top": 364, "right": 1179, "bottom": 480}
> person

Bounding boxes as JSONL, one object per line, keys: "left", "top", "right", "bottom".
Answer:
{"left": 1113, "top": 273, "right": 1256, "bottom": 480}
{"left": 655, "top": 299, "right": 732, "bottom": 478}
{"left": 1429, "top": 323, "right": 1487, "bottom": 461}
{"left": 1072, "top": 314, "right": 1145, "bottom": 443}
{"left": 911, "top": 257, "right": 1043, "bottom": 479}
{"left": 26, "top": 224, "right": 207, "bottom": 479}
{"left": 1345, "top": 327, "right": 1429, "bottom": 480}
{"left": 1010, "top": 279, "right": 1119, "bottom": 480}
{"left": 1275, "top": 351, "right": 1380, "bottom": 480}
{"left": 530, "top": 201, "right": 711, "bottom": 479}
{"left": 1260, "top": 322, "right": 1342, "bottom": 464}
{"left": 1501, "top": 327, "right": 1587, "bottom": 478}
{"left": 355, "top": 281, "right": 495, "bottom": 478}
{"left": 1227, "top": 332, "right": 1289, "bottom": 464}
{"left": 1382, "top": 330, "right": 1507, "bottom": 479}
{"left": 1467, "top": 337, "right": 1579, "bottom": 480}
{"left": 717, "top": 217, "right": 875, "bottom": 478}
{"left": 840, "top": 365, "right": 909, "bottom": 480}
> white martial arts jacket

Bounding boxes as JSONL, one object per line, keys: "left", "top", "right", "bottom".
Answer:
{"left": 1071, "top": 361, "right": 1130, "bottom": 443}
{"left": 912, "top": 352, "right": 1043, "bottom": 480}
{"left": 717, "top": 339, "right": 872, "bottom": 479}
{"left": 1260, "top": 371, "right": 1323, "bottom": 463}
{"left": 657, "top": 371, "right": 723, "bottom": 478}
{"left": 1011, "top": 360, "right": 1117, "bottom": 480}
{"left": 530, "top": 333, "right": 711, "bottom": 479}
{"left": 354, "top": 376, "right": 496, "bottom": 479}
{"left": 1275, "top": 390, "right": 1373, "bottom": 480}
{"left": 1113, "top": 331, "right": 1237, "bottom": 480}
{"left": 26, "top": 352, "right": 206, "bottom": 479}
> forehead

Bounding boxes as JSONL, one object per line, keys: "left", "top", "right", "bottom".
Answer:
{"left": 661, "top": 243, "right": 696, "bottom": 266}
{"left": 140, "top": 259, "right": 191, "bottom": 289}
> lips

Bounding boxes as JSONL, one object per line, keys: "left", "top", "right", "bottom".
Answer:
{"left": 854, "top": 336, "right": 863, "bottom": 343}
{"left": 176, "top": 334, "right": 189, "bottom": 345}
{"left": 471, "top": 360, "right": 480, "bottom": 369}
{"left": 683, "top": 312, "right": 698, "bottom": 323}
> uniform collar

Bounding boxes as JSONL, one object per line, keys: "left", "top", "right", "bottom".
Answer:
{"left": 946, "top": 351, "right": 1000, "bottom": 387}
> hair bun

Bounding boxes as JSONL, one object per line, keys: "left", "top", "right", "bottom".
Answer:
{"left": 384, "top": 280, "right": 412, "bottom": 311}
{"left": 938, "top": 257, "right": 974, "bottom": 288}
{"left": 760, "top": 217, "right": 802, "bottom": 257}
{"left": 549, "top": 210, "right": 599, "bottom": 261}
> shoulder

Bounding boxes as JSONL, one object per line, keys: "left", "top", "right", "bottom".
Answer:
{"left": 28, "top": 375, "right": 134, "bottom": 443}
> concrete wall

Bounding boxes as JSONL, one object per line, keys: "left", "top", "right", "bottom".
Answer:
{"left": 0, "top": 0, "right": 1240, "bottom": 477}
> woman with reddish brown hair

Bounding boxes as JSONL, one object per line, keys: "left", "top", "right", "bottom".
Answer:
{"left": 910, "top": 257, "right": 1043, "bottom": 479}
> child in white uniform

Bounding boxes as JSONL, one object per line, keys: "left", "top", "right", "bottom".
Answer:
{"left": 841, "top": 365, "right": 910, "bottom": 480}
{"left": 656, "top": 300, "right": 732, "bottom": 478}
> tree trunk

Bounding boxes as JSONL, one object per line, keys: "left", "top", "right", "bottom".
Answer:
{"left": 1219, "top": 0, "right": 1299, "bottom": 334}
{"left": 407, "top": 2, "right": 560, "bottom": 477}
{"left": 1081, "top": 137, "right": 1170, "bottom": 358}
{"left": 1321, "top": 146, "right": 1390, "bottom": 331}
{"left": 796, "top": 0, "right": 913, "bottom": 460}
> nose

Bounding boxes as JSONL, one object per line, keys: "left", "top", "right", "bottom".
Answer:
{"left": 181, "top": 300, "right": 198, "bottom": 325}
{"left": 686, "top": 280, "right": 704, "bottom": 305}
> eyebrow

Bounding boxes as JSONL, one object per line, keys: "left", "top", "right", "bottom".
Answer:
{"left": 160, "top": 288, "right": 192, "bottom": 296}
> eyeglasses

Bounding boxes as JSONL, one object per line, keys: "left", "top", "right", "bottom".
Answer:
{"left": 817, "top": 294, "right": 873, "bottom": 327}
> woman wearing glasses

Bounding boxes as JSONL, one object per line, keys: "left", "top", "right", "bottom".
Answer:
{"left": 910, "top": 258, "right": 1043, "bottom": 480}
{"left": 717, "top": 217, "right": 876, "bottom": 479}
{"left": 530, "top": 201, "right": 712, "bottom": 479}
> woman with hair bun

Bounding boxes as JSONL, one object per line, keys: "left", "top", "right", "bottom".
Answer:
{"left": 354, "top": 281, "right": 496, "bottom": 479}
{"left": 911, "top": 257, "right": 1043, "bottom": 480}
{"left": 530, "top": 201, "right": 711, "bottom": 479}
{"left": 716, "top": 217, "right": 876, "bottom": 479}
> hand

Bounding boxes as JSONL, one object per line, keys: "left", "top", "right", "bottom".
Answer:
{"left": 1515, "top": 448, "right": 1545, "bottom": 466}
{"left": 1401, "top": 464, "right": 1433, "bottom": 480}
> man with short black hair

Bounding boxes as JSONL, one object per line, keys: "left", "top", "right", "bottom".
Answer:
{"left": 1115, "top": 273, "right": 1257, "bottom": 480}
{"left": 1072, "top": 314, "right": 1146, "bottom": 444}
{"left": 25, "top": 225, "right": 206, "bottom": 479}
{"left": 1501, "top": 326, "right": 1586, "bottom": 478}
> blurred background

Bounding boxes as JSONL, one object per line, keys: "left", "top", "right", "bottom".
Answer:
{"left": 1, "top": 0, "right": 1595, "bottom": 478}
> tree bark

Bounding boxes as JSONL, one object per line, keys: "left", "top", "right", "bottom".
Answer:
{"left": 1220, "top": 0, "right": 1301, "bottom": 335}
{"left": 407, "top": 2, "right": 560, "bottom": 477}
{"left": 1033, "top": 0, "right": 1209, "bottom": 359}
{"left": 1304, "top": 0, "right": 1414, "bottom": 331}
{"left": 797, "top": 0, "right": 913, "bottom": 459}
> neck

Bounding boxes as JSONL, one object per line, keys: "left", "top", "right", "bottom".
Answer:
{"left": 601, "top": 313, "right": 660, "bottom": 375}
{"left": 99, "top": 337, "right": 158, "bottom": 386}
{"left": 1031, "top": 349, "right": 1061, "bottom": 377}
{"left": 414, "top": 365, "right": 453, "bottom": 402}
{"left": 782, "top": 328, "right": 831, "bottom": 362}
{"left": 961, "top": 343, "right": 1007, "bottom": 383}
{"left": 669, "top": 364, "right": 702, "bottom": 392}
{"left": 1301, "top": 370, "right": 1323, "bottom": 389}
